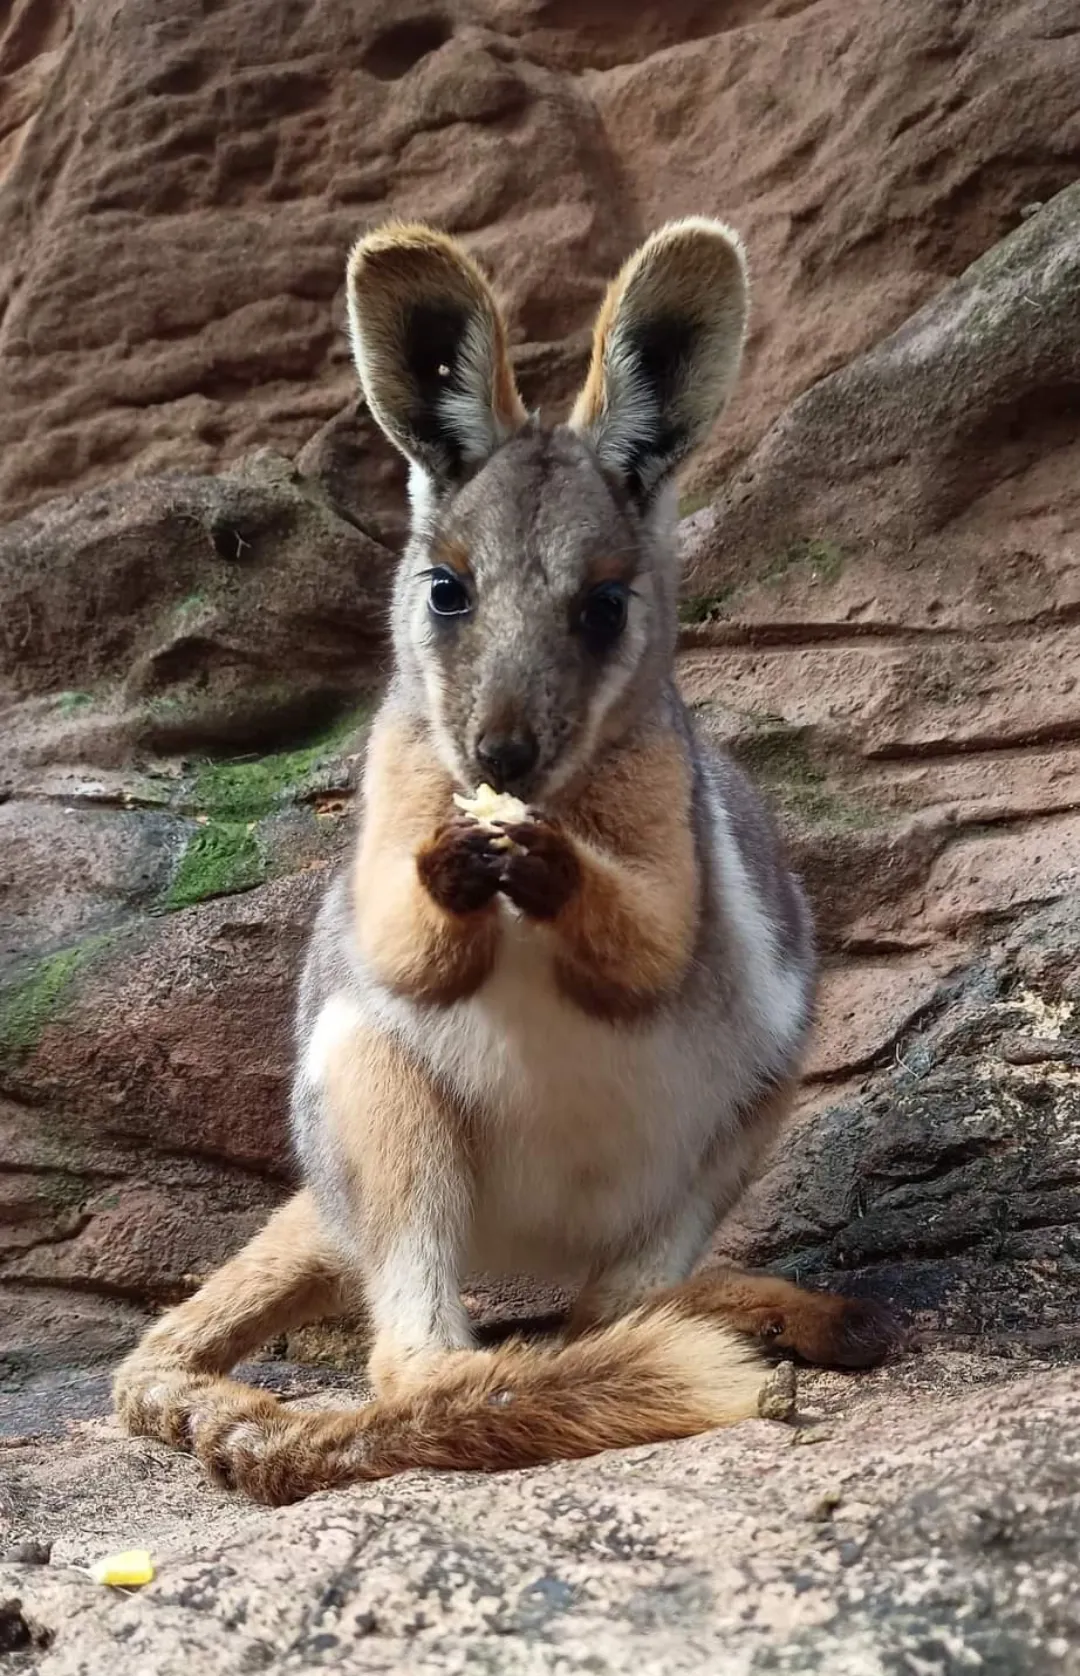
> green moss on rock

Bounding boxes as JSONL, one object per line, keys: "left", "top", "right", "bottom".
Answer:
{"left": 164, "top": 821, "right": 266, "bottom": 910}
{"left": 0, "top": 936, "right": 112, "bottom": 1061}
{"left": 734, "top": 728, "right": 880, "bottom": 829}
{"left": 162, "top": 708, "right": 367, "bottom": 911}
{"left": 762, "top": 537, "right": 846, "bottom": 587}
{"left": 185, "top": 710, "right": 364, "bottom": 823}
{"left": 679, "top": 538, "right": 845, "bottom": 627}
{"left": 678, "top": 586, "right": 738, "bottom": 624}
{"left": 57, "top": 690, "right": 94, "bottom": 717}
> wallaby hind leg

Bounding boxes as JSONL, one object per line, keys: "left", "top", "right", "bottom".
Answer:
{"left": 574, "top": 1074, "right": 896, "bottom": 1369}
{"left": 653, "top": 1267, "right": 898, "bottom": 1368}
{"left": 115, "top": 1188, "right": 358, "bottom": 1449}
{"left": 570, "top": 1078, "right": 802, "bottom": 1337}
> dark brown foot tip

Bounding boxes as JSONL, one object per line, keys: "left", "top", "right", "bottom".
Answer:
{"left": 831, "top": 1297, "right": 903, "bottom": 1368}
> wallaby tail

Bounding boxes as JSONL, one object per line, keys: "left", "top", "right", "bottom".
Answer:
{"left": 119, "top": 1303, "right": 768, "bottom": 1505}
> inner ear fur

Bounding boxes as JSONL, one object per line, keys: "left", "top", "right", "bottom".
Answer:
{"left": 569, "top": 217, "right": 749, "bottom": 503}
{"left": 346, "top": 223, "right": 528, "bottom": 484}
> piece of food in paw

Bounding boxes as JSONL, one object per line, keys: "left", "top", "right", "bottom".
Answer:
{"left": 453, "top": 783, "right": 531, "bottom": 853}
{"left": 453, "top": 782, "right": 530, "bottom": 827}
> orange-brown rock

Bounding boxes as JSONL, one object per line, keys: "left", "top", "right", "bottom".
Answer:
{"left": 3, "top": 1, "right": 1080, "bottom": 519}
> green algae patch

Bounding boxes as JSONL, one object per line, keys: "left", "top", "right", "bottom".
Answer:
{"left": 762, "top": 537, "right": 846, "bottom": 587}
{"left": 164, "top": 821, "right": 266, "bottom": 911}
{"left": 162, "top": 707, "right": 367, "bottom": 911}
{"left": 185, "top": 710, "right": 365, "bottom": 824}
{"left": 733, "top": 728, "right": 880, "bottom": 830}
{"left": 678, "top": 586, "right": 739, "bottom": 625}
{"left": 0, "top": 936, "right": 113, "bottom": 1062}
{"left": 57, "top": 690, "right": 94, "bottom": 717}
{"left": 679, "top": 539, "right": 846, "bottom": 626}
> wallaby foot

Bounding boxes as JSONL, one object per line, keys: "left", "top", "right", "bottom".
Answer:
{"left": 114, "top": 1189, "right": 356, "bottom": 1445}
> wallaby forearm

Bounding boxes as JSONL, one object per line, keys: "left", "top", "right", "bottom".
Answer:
{"left": 550, "top": 844, "right": 698, "bottom": 1019}
{"left": 545, "top": 727, "right": 701, "bottom": 1016}
{"left": 353, "top": 712, "right": 497, "bottom": 1003}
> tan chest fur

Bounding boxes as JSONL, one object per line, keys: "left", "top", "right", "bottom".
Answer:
{"left": 362, "top": 906, "right": 746, "bottom": 1279}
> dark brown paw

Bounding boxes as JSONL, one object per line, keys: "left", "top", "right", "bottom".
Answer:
{"left": 659, "top": 1269, "right": 902, "bottom": 1371}
{"left": 767, "top": 1290, "right": 900, "bottom": 1369}
{"left": 823, "top": 1296, "right": 901, "bottom": 1369}
{"left": 498, "top": 819, "right": 581, "bottom": 920}
{"left": 418, "top": 817, "right": 502, "bottom": 914}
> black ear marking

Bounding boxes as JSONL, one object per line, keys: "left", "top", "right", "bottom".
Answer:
{"left": 403, "top": 300, "right": 469, "bottom": 401}
{"left": 402, "top": 298, "right": 472, "bottom": 477}
{"left": 347, "top": 223, "right": 528, "bottom": 488}
{"left": 569, "top": 218, "right": 748, "bottom": 503}
{"left": 627, "top": 313, "right": 698, "bottom": 411}
{"left": 621, "top": 314, "right": 698, "bottom": 503}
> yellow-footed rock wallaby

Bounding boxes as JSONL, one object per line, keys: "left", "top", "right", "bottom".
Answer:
{"left": 115, "top": 218, "right": 893, "bottom": 1504}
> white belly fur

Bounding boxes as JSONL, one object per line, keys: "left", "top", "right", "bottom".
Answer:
{"left": 361, "top": 907, "right": 753, "bottom": 1280}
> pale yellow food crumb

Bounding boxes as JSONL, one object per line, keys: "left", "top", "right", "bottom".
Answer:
{"left": 89, "top": 1549, "right": 155, "bottom": 1588}
{"left": 453, "top": 783, "right": 528, "bottom": 828}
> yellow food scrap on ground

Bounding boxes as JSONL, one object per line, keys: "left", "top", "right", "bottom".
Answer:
{"left": 453, "top": 783, "right": 528, "bottom": 827}
{"left": 89, "top": 1549, "right": 155, "bottom": 1588}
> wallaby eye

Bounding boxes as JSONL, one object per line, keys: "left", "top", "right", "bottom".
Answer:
{"left": 428, "top": 567, "right": 472, "bottom": 618}
{"left": 579, "top": 582, "right": 629, "bottom": 649}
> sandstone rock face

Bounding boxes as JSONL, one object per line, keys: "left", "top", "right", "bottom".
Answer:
{"left": 0, "top": 449, "right": 382, "bottom": 1363}
{"left": 0, "top": 450, "right": 391, "bottom": 722}
{"left": 2, "top": 2, "right": 1079, "bottom": 1668}
{"left": 2, "top": 0, "right": 1080, "bottom": 520}
{"left": 681, "top": 180, "right": 1080, "bottom": 605}
{"left": 0, "top": 0, "right": 630, "bottom": 522}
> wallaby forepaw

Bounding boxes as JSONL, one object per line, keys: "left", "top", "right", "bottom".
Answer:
{"left": 196, "top": 1410, "right": 364, "bottom": 1506}
{"left": 196, "top": 1410, "right": 293, "bottom": 1502}
{"left": 498, "top": 819, "right": 581, "bottom": 919}
{"left": 417, "top": 817, "right": 503, "bottom": 914}
{"left": 114, "top": 1365, "right": 279, "bottom": 1460}
{"left": 115, "top": 1363, "right": 359, "bottom": 1505}
{"left": 825, "top": 1295, "right": 900, "bottom": 1369}
{"left": 115, "top": 1365, "right": 207, "bottom": 1447}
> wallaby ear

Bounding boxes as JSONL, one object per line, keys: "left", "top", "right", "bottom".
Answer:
{"left": 346, "top": 222, "right": 528, "bottom": 487}
{"left": 569, "top": 218, "right": 748, "bottom": 504}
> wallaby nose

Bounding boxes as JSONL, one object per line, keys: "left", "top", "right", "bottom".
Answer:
{"left": 475, "top": 728, "right": 539, "bottom": 791}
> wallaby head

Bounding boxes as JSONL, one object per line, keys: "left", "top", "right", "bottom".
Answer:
{"left": 347, "top": 219, "right": 748, "bottom": 799}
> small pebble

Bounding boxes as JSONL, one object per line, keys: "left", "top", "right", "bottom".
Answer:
{"left": 1, "top": 1541, "right": 51, "bottom": 1566}
{"left": 791, "top": 1426, "right": 837, "bottom": 1447}
{"left": 758, "top": 1360, "right": 797, "bottom": 1422}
